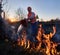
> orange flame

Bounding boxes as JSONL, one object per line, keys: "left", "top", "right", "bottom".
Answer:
{"left": 17, "top": 24, "right": 60, "bottom": 55}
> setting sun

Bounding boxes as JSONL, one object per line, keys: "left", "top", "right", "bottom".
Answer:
{"left": 8, "top": 18, "right": 19, "bottom": 22}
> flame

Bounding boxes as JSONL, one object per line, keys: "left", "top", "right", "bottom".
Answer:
{"left": 17, "top": 30, "right": 27, "bottom": 47}
{"left": 17, "top": 24, "right": 60, "bottom": 55}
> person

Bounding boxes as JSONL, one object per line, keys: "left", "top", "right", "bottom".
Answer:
{"left": 27, "top": 7, "right": 36, "bottom": 23}
{"left": 27, "top": 7, "right": 38, "bottom": 42}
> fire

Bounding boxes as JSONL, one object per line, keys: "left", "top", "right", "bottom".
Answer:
{"left": 17, "top": 30, "right": 27, "bottom": 47}
{"left": 17, "top": 24, "right": 60, "bottom": 55}
{"left": 36, "top": 24, "right": 44, "bottom": 51}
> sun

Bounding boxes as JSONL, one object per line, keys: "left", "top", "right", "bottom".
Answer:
{"left": 8, "top": 18, "right": 19, "bottom": 22}
{"left": 8, "top": 15, "right": 19, "bottom": 22}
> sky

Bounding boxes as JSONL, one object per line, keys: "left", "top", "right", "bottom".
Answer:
{"left": 3, "top": 0, "right": 60, "bottom": 21}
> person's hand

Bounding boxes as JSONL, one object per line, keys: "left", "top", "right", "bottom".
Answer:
{"left": 27, "top": 18, "right": 31, "bottom": 22}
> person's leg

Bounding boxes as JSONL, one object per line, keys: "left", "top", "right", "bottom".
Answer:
{"left": 26, "top": 23, "right": 34, "bottom": 43}
{"left": 31, "top": 22, "right": 38, "bottom": 37}
{"left": 29, "top": 22, "right": 38, "bottom": 43}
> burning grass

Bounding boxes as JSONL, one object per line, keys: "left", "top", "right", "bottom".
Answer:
{"left": 0, "top": 24, "right": 60, "bottom": 55}
{"left": 17, "top": 24, "right": 60, "bottom": 55}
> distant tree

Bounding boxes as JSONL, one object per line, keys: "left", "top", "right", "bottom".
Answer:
{"left": 15, "top": 8, "right": 26, "bottom": 21}
{"left": 1, "top": 0, "right": 9, "bottom": 19}
{"left": 55, "top": 17, "right": 60, "bottom": 21}
{"left": 41, "top": 18, "right": 43, "bottom": 21}
{"left": 50, "top": 19, "right": 54, "bottom": 22}
{"left": 36, "top": 15, "right": 39, "bottom": 19}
